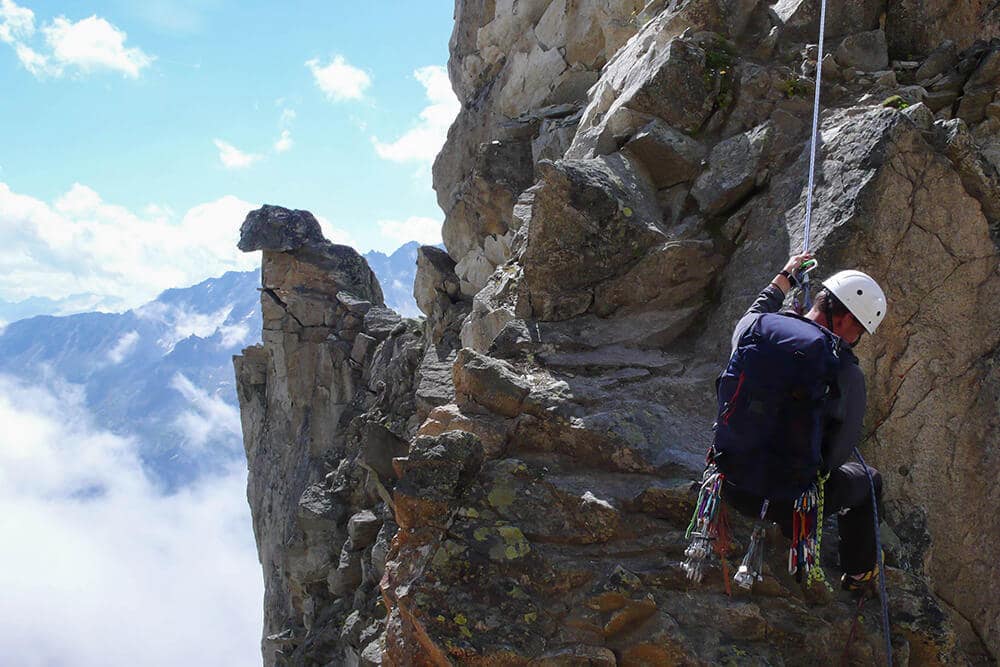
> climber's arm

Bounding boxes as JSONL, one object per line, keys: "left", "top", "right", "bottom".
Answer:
{"left": 729, "top": 251, "right": 813, "bottom": 351}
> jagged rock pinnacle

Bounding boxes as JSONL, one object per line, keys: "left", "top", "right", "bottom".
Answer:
{"left": 237, "top": 204, "right": 327, "bottom": 253}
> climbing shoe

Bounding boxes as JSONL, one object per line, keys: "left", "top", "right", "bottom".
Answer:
{"left": 840, "top": 564, "right": 879, "bottom": 593}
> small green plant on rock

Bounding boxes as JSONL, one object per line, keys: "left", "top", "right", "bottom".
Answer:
{"left": 781, "top": 77, "right": 810, "bottom": 98}
{"left": 705, "top": 47, "right": 733, "bottom": 73}
{"left": 881, "top": 94, "right": 909, "bottom": 110}
{"left": 704, "top": 42, "right": 737, "bottom": 112}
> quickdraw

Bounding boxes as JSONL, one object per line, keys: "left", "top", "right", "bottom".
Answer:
{"left": 734, "top": 499, "right": 769, "bottom": 590}
{"left": 685, "top": 470, "right": 833, "bottom": 593}
{"left": 789, "top": 473, "right": 832, "bottom": 590}
{"left": 683, "top": 465, "right": 732, "bottom": 592}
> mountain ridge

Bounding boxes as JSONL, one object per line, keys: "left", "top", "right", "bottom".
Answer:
{"left": 0, "top": 241, "right": 425, "bottom": 489}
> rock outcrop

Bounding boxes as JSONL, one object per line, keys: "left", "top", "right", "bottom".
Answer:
{"left": 235, "top": 2, "right": 1000, "bottom": 664}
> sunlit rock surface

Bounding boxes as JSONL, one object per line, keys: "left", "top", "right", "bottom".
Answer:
{"left": 235, "top": 2, "right": 1000, "bottom": 663}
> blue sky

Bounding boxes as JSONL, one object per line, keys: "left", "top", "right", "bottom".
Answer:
{"left": 0, "top": 0, "right": 457, "bottom": 312}
{"left": 0, "top": 3, "right": 460, "bottom": 665}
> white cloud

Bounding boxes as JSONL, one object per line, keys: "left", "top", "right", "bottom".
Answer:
{"left": 306, "top": 54, "right": 370, "bottom": 101}
{"left": 377, "top": 216, "right": 442, "bottom": 251}
{"left": 0, "top": 374, "right": 262, "bottom": 667}
{"left": 0, "top": 182, "right": 356, "bottom": 311}
{"left": 372, "top": 65, "right": 459, "bottom": 164}
{"left": 106, "top": 330, "right": 139, "bottom": 364}
{"left": 272, "top": 107, "right": 295, "bottom": 153}
{"left": 274, "top": 129, "right": 293, "bottom": 153}
{"left": 218, "top": 321, "right": 251, "bottom": 348}
{"left": 43, "top": 15, "right": 152, "bottom": 77}
{"left": 169, "top": 373, "right": 242, "bottom": 450}
{"left": 173, "top": 307, "right": 231, "bottom": 339}
{"left": 316, "top": 214, "right": 356, "bottom": 248}
{"left": 214, "top": 139, "right": 261, "bottom": 169}
{"left": 0, "top": 0, "right": 34, "bottom": 44}
{"left": 135, "top": 302, "right": 233, "bottom": 353}
{"left": 0, "top": 182, "right": 260, "bottom": 308}
{"left": 0, "top": 1, "right": 152, "bottom": 78}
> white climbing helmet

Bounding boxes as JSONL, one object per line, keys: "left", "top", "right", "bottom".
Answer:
{"left": 821, "top": 270, "right": 887, "bottom": 335}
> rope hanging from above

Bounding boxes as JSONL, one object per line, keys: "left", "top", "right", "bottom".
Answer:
{"left": 800, "top": 0, "right": 892, "bottom": 663}
{"left": 797, "top": 0, "right": 828, "bottom": 311}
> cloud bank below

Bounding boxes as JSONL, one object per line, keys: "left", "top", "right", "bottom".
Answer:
{"left": 0, "top": 373, "right": 263, "bottom": 667}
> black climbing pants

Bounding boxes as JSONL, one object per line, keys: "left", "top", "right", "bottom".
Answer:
{"left": 721, "top": 461, "right": 883, "bottom": 576}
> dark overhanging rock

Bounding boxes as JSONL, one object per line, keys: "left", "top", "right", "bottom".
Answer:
{"left": 238, "top": 204, "right": 327, "bottom": 252}
{"left": 239, "top": 204, "right": 385, "bottom": 307}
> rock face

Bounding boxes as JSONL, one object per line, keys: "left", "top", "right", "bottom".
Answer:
{"left": 235, "top": 3, "right": 1000, "bottom": 665}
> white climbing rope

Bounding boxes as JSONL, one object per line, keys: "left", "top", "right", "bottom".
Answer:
{"left": 801, "top": 3, "right": 893, "bottom": 664}
{"left": 802, "top": 0, "right": 828, "bottom": 254}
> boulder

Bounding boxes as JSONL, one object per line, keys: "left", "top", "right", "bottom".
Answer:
{"left": 392, "top": 431, "right": 484, "bottom": 530}
{"left": 622, "top": 120, "right": 707, "bottom": 188}
{"left": 930, "top": 118, "right": 1000, "bottom": 237}
{"left": 568, "top": 33, "right": 719, "bottom": 158}
{"left": 363, "top": 306, "right": 402, "bottom": 341}
{"left": 886, "top": 1, "right": 1000, "bottom": 57}
{"left": 414, "top": 344, "right": 458, "bottom": 418}
{"left": 238, "top": 204, "right": 326, "bottom": 252}
{"left": 358, "top": 420, "right": 409, "bottom": 482}
{"left": 413, "top": 246, "right": 460, "bottom": 317}
{"left": 347, "top": 510, "right": 382, "bottom": 548}
{"left": 350, "top": 333, "right": 377, "bottom": 364}
{"left": 328, "top": 542, "right": 364, "bottom": 597}
{"left": 691, "top": 122, "right": 775, "bottom": 215}
{"left": 454, "top": 247, "right": 496, "bottom": 296}
{"left": 771, "top": 0, "right": 884, "bottom": 40}
{"left": 337, "top": 291, "right": 372, "bottom": 315}
{"left": 835, "top": 29, "right": 890, "bottom": 72}
{"left": 518, "top": 155, "right": 666, "bottom": 320}
{"left": 915, "top": 40, "right": 957, "bottom": 82}
{"left": 453, "top": 347, "right": 530, "bottom": 418}
{"left": 901, "top": 102, "right": 936, "bottom": 131}
{"left": 441, "top": 139, "right": 536, "bottom": 262}
{"left": 956, "top": 47, "right": 1000, "bottom": 124}
{"left": 591, "top": 238, "right": 723, "bottom": 318}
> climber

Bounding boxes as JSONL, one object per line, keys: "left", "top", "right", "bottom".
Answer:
{"left": 715, "top": 251, "right": 887, "bottom": 591}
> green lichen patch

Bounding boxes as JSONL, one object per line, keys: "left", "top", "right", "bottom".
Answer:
{"left": 881, "top": 94, "right": 909, "bottom": 109}
{"left": 487, "top": 483, "right": 516, "bottom": 510}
